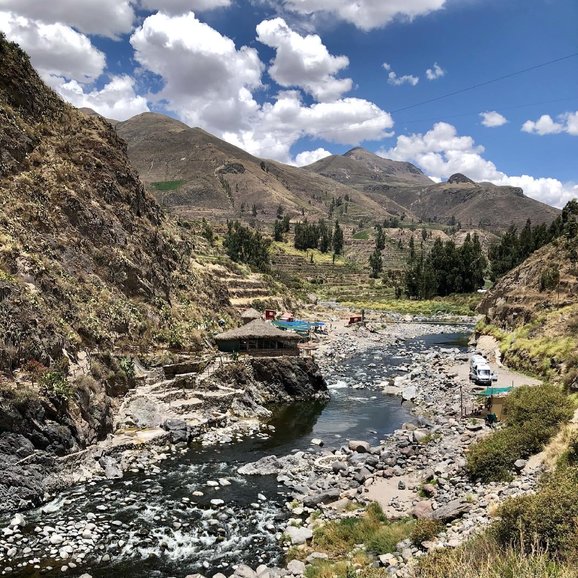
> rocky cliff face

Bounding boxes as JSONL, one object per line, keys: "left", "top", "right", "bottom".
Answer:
{"left": 0, "top": 35, "right": 242, "bottom": 511}
{"left": 0, "top": 35, "right": 237, "bottom": 369}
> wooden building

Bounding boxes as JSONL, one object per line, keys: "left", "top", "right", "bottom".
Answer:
{"left": 215, "top": 319, "right": 301, "bottom": 357}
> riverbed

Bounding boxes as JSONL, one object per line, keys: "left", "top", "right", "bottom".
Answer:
{"left": 0, "top": 324, "right": 471, "bottom": 578}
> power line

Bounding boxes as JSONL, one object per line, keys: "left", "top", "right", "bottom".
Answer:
{"left": 400, "top": 96, "right": 578, "bottom": 126}
{"left": 392, "top": 51, "right": 578, "bottom": 114}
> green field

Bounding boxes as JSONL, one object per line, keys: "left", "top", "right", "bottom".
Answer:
{"left": 150, "top": 180, "right": 186, "bottom": 191}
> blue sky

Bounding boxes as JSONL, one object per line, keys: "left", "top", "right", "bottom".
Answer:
{"left": 0, "top": 0, "right": 576, "bottom": 207}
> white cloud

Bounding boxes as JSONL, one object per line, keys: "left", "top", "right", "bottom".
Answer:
{"left": 130, "top": 12, "right": 393, "bottom": 162}
{"left": 0, "top": 11, "right": 105, "bottom": 82}
{"left": 47, "top": 75, "right": 149, "bottom": 121}
{"left": 425, "top": 62, "right": 444, "bottom": 80}
{"left": 380, "top": 122, "right": 576, "bottom": 208}
{"left": 256, "top": 17, "right": 352, "bottom": 102}
{"left": 294, "top": 147, "right": 332, "bottom": 166}
{"left": 383, "top": 63, "right": 419, "bottom": 86}
{"left": 522, "top": 114, "right": 564, "bottom": 135}
{"left": 139, "top": 0, "right": 231, "bottom": 14}
{"left": 565, "top": 112, "right": 578, "bottom": 136}
{"left": 282, "top": 0, "right": 447, "bottom": 31}
{"left": 480, "top": 110, "right": 508, "bottom": 128}
{"left": 522, "top": 111, "right": 578, "bottom": 136}
{"left": 0, "top": 0, "right": 134, "bottom": 38}
{"left": 130, "top": 11, "right": 263, "bottom": 132}
{"left": 224, "top": 91, "right": 394, "bottom": 162}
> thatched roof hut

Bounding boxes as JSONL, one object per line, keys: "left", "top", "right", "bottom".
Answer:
{"left": 240, "top": 307, "right": 261, "bottom": 324}
{"left": 215, "top": 319, "right": 300, "bottom": 356}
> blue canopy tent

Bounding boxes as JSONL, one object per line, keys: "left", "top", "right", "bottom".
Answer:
{"left": 272, "top": 319, "right": 326, "bottom": 336}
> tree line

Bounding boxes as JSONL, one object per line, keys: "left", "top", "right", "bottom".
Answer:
{"left": 223, "top": 220, "right": 270, "bottom": 272}
{"left": 405, "top": 233, "right": 486, "bottom": 299}
{"left": 489, "top": 200, "right": 578, "bottom": 280}
{"left": 292, "top": 219, "right": 344, "bottom": 255}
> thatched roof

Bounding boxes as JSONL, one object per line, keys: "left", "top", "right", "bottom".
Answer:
{"left": 240, "top": 307, "right": 261, "bottom": 320}
{"left": 215, "top": 319, "right": 301, "bottom": 341}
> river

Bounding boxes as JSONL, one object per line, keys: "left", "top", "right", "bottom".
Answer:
{"left": 2, "top": 328, "right": 469, "bottom": 578}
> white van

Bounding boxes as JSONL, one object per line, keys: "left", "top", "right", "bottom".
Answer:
{"left": 470, "top": 362, "right": 497, "bottom": 386}
{"left": 470, "top": 354, "right": 486, "bottom": 373}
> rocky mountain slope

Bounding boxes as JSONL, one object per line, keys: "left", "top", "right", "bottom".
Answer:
{"left": 385, "top": 173, "right": 560, "bottom": 231}
{"left": 477, "top": 203, "right": 578, "bottom": 385}
{"left": 0, "top": 37, "right": 240, "bottom": 370}
{"left": 307, "top": 148, "right": 560, "bottom": 231}
{"left": 0, "top": 34, "right": 293, "bottom": 510}
{"left": 114, "top": 112, "right": 397, "bottom": 222}
{"left": 305, "top": 147, "right": 432, "bottom": 189}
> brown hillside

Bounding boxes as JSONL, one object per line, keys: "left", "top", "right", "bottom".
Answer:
{"left": 307, "top": 146, "right": 561, "bottom": 232}
{"left": 114, "top": 112, "right": 399, "bottom": 223}
{"left": 382, "top": 174, "right": 560, "bottom": 231}
{"left": 0, "top": 35, "right": 242, "bottom": 370}
{"left": 306, "top": 147, "right": 432, "bottom": 188}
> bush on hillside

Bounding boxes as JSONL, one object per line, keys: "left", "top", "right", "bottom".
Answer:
{"left": 494, "top": 467, "right": 578, "bottom": 562}
{"left": 414, "top": 531, "right": 577, "bottom": 578}
{"left": 40, "top": 370, "right": 74, "bottom": 400}
{"left": 504, "top": 384, "right": 574, "bottom": 428}
{"left": 466, "top": 385, "right": 574, "bottom": 482}
{"left": 466, "top": 420, "right": 553, "bottom": 482}
{"left": 411, "top": 519, "right": 443, "bottom": 546}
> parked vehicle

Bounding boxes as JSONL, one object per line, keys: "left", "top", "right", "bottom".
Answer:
{"left": 470, "top": 354, "right": 487, "bottom": 373}
{"left": 469, "top": 354, "right": 498, "bottom": 385}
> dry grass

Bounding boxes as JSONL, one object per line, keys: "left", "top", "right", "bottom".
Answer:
{"left": 413, "top": 533, "right": 578, "bottom": 578}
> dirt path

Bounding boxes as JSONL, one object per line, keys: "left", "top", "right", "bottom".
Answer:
{"left": 450, "top": 334, "right": 541, "bottom": 390}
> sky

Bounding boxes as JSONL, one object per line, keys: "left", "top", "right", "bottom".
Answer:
{"left": 0, "top": 0, "right": 577, "bottom": 208}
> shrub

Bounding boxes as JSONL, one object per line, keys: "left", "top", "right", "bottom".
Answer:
{"left": 414, "top": 531, "right": 577, "bottom": 578}
{"left": 466, "top": 385, "right": 574, "bottom": 482}
{"left": 40, "top": 371, "right": 74, "bottom": 400}
{"left": 23, "top": 359, "right": 48, "bottom": 382}
{"left": 503, "top": 385, "right": 574, "bottom": 429}
{"left": 118, "top": 356, "right": 135, "bottom": 379}
{"left": 494, "top": 467, "right": 578, "bottom": 562}
{"left": 411, "top": 519, "right": 443, "bottom": 546}
{"left": 312, "top": 502, "right": 414, "bottom": 557}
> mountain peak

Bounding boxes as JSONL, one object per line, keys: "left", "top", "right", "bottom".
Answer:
{"left": 448, "top": 173, "right": 475, "bottom": 185}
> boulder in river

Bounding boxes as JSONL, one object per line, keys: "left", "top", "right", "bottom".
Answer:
{"left": 431, "top": 499, "right": 472, "bottom": 522}
{"left": 302, "top": 489, "right": 340, "bottom": 507}
{"left": 348, "top": 440, "right": 371, "bottom": 453}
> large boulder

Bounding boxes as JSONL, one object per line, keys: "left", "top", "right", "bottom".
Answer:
{"left": 286, "top": 526, "right": 313, "bottom": 545}
{"left": 432, "top": 499, "right": 471, "bottom": 522}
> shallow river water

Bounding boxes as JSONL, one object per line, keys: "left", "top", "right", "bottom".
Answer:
{"left": 3, "top": 330, "right": 468, "bottom": 578}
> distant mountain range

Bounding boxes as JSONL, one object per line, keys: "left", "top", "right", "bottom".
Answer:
{"left": 114, "top": 112, "right": 401, "bottom": 223}
{"left": 100, "top": 111, "right": 559, "bottom": 231}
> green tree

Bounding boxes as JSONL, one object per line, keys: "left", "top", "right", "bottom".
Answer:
{"left": 375, "top": 225, "right": 386, "bottom": 251}
{"left": 369, "top": 248, "right": 383, "bottom": 278}
{"left": 224, "top": 220, "right": 270, "bottom": 271}
{"left": 318, "top": 219, "right": 332, "bottom": 253}
{"left": 273, "top": 220, "right": 284, "bottom": 242}
{"left": 332, "top": 220, "right": 344, "bottom": 255}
